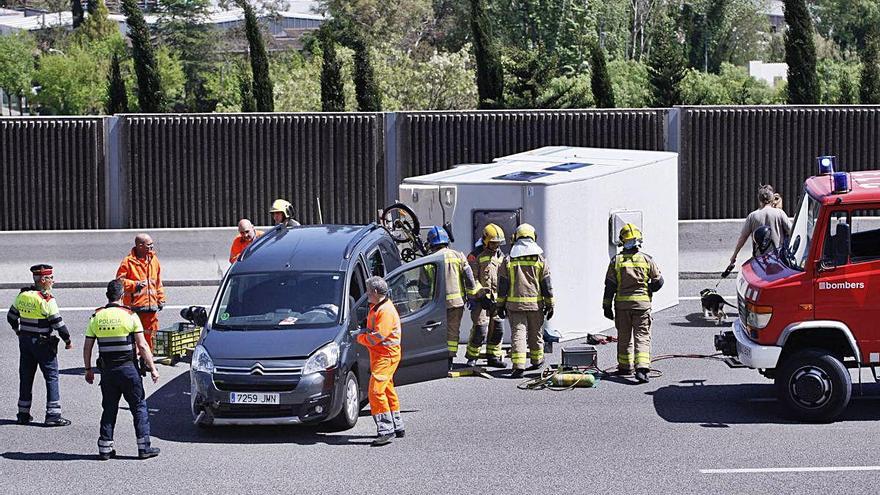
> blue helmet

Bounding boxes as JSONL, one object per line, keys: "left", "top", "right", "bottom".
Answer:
{"left": 427, "top": 226, "right": 450, "bottom": 247}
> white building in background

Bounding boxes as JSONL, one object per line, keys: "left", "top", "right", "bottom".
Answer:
{"left": 749, "top": 60, "right": 787, "bottom": 86}
{"left": 0, "top": 0, "right": 325, "bottom": 41}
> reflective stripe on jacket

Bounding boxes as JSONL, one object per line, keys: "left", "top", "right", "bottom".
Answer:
{"left": 467, "top": 247, "right": 503, "bottom": 298}
{"left": 116, "top": 249, "right": 165, "bottom": 312}
{"left": 9, "top": 288, "right": 70, "bottom": 342}
{"left": 439, "top": 247, "right": 481, "bottom": 309}
{"left": 603, "top": 250, "right": 662, "bottom": 310}
{"left": 357, "top": 298, "right": 402, "bottom": 359}
{"left": 496, "top": 253, "right": 554, "bottom": 312}
{"left": 85, "top": 304, "right": 144, "bottom": 367}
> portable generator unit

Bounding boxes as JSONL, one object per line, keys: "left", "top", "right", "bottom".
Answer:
{"left": 561, "top": 345, "right": 598, "bottom": 369}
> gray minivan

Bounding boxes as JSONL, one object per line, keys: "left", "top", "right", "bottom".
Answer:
{"left": 186, "top": 224, "right": 449, "bottom": 429}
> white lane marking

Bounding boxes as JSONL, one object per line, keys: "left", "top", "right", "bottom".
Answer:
{"left": 0, "top": 305, "right": 206, "bottom": 313}
{"left": 701, "top": 466, "right": 880, "bottom": 474}
{"left": 680, "top": 296, "right": 736, "bottom": 301}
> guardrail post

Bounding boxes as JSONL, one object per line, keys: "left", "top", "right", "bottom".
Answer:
{"left": 665, "top": 107, "right": 680, "bottom": 153}
{"left": 103, "top": 116, "right": 127, "bottom": 228}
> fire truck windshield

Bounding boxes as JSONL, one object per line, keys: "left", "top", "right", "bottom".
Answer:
{"left": 784, "top": 193, "right": 821, "bottom": 270}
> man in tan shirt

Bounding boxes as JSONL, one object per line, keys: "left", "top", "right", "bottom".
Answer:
{"left": 730, "top": 185, "right": 792, "bottom": 265}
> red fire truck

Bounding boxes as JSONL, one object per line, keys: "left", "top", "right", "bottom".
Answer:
{"left": 715, "top": 159, "right": 880, "bottom": 422}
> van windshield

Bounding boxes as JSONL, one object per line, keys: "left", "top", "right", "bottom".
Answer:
{"left": 783, "top": 193, "right": 821, "bottom": 271}
{"left": 213, "top": 271, "right": 344, "bottom": 329}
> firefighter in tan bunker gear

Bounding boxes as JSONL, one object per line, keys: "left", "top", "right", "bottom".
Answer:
{"left": 603, "top": 224, "right": 664, "bottom": 384}
{"left": 496, "top": 224, "right": 554, "bottom": 379}
{"left": 464, "top": 224, "right": 507, "bottom": 368}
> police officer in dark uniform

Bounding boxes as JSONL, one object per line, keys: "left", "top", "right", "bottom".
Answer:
{"left": 83, "top": 280, "right": 161, "bottom": 460}
{"left": 7, "top": 264, "right": 72, "bottom": 426}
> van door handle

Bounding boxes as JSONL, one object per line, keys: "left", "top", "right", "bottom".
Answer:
{"left": 421, "top": 321, "right": 442, "bottom": 331}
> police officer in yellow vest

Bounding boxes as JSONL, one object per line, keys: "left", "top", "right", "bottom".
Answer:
{"left": 497, "top": 224, "right": 554, "bottom": 378}
{"left": 425, "top": 226, "right": 482, "bottom": 370}
{"left": 83, "top": 280, "right": 161, "bottom": 460}
{"left": 603, "top": 224, "right": 664, "bottom": 384}
{"left": 465, "top": 224, "right": 506, "bottom": 368}
{"left": 7, "top": 264, "right": 72, "bottom": 426}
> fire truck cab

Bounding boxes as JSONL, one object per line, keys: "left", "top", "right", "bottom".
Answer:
{"left": 716, "top": 160, "right": 880, "bottom": 422}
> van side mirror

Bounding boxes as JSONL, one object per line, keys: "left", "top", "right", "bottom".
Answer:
{"left": 180, "top": 306, "right": 208, "bottom": 327}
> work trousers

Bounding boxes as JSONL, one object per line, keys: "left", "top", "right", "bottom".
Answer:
{"left": 368, "top": 354, "right": 404, "bottom": 436}
{"left": 18, "top": 334, "right": 61, "bottom": 420}
{"left": 135, "top": 311, "right": 159, "bottom": 351}
{"left": 446, "top": 306, "right": 465, "bottom": 357}
{"left": 98, "top": 362, "right": 151, "bottom": 454}
{"left": 615, "top": 308, "right": 652, "bottom": 371}
{"left": 508, "top": 311, "right": 545, "bottom": 370}
{"left": 465, "top": 308, "right": 503, "bottom": 360}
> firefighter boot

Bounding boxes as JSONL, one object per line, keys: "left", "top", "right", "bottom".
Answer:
{"left": 486, "top": 357, "right": 506, "bottom": 368}
{"left": 635, "top": 368, "right": 650, "bottom": 383}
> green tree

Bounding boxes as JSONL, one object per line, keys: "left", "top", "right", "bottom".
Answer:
{"left": 238, "top": 0, "right": 273, "bottom": 112}
{"left": 121, "top": 0, "right": 164, "bottom": 112}
{"left": 156, "top": 0, "right": 218, "bottom": 112}
{"left": 609, "top": 60, "right": 651, "bottom": 107}
{"left": 647, "top": 11, "right": 686, "bottom": 107}
{"left": 590, "top": 41, "right": 615, "bottom": 108}
{"left": 78, "top": 0, "right": 117, "bottom": 42}
{"left": 351, "top": 33, "right": 382, "bottom": 111}
{"left": 319, "top": 28, "right": 345, "bottom": 112}
{"left": 33, "top": 43, "right": 107, "bottom": 114}
{"left": 784, "top": 0, "right": 818, "bottom": 104}
{"left": 72, "top": 0, "right": 84, "bottom": 28}
{"left": 861, "top": 25, "right": 880, "bottom": 104}
{"left": 813, "top": 0, "right": 880, "bottom": 53}
{"left": 470, "top": 0, "right": 503, "bottom": 108}
{"left": 0, "top": 32, "right": 36, "bottom": 102}
{"left": 106, "top": 50, "right": 128, "bottom": 114}
{"left": 238, "top": 61, "right": 256, "bottom": 112}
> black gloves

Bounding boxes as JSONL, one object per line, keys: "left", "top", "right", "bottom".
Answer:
{"left": 603, "top": 305, "right": 614, "bottom": 321}
{"left": 543, "top": 305, "right": 554, "bottom": 321}
{"left": 496, "top": 305, "right": 507, "bottom": 319}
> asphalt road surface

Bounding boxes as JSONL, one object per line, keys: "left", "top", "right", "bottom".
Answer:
{"left": 2, "top": 279, "right": 880, "bottom": 493}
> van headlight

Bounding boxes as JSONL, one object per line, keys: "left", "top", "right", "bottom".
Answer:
{"left": 302, "top": 342, "right": 340, "bottom": 375}
{"left": 191, "top": 345, "right": 214, "bottom": 374}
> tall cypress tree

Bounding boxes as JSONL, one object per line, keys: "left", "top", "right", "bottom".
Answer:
{"left": 647, "top": 11, "right": 686, "bottom": 107}
{"left": 238, "top": 62, "right": 256, "bottom": 112}
{"left": 121, "top": 0, "right": 164, "bottom": 112}
{"left": 79, "top": 0, "right": 117, "bottom": 41}
{"left": 320, "top": 28, "right": 345, "bottom": 112}
{"left": 469, "top": 0, "right": 503, "bottom": 109}
{"left": 783, "top": 0, "right": 818, "bottom": 104}
{"left": 71, "top": 0, "right": 84, "bottom": 28}
{"left": 590, "top": 41, "right": 615, "bottom": 108}
{"left": 351, "top": 33, "right": 381, "bottom": 112}
{"left": 860, "top": 26, "right": 880, "bottom": 104}
{"left": 106, "top": 51, "right": 129, "bottom": 115}
{"left": 237, "top": 0, "right": 273, "bottom": 112}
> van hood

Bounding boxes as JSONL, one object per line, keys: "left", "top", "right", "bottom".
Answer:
{"left": 745, "top": 250, "right": 801, "bottom": 285}
{"left": 202, "top": 326, "right": 340, "bottom": 360}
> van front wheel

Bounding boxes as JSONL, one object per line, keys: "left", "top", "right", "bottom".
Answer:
{"left": 328, "top": 371, "right": 360, "bottom": 430}
{"left": 776, "top": 349, "right": 851, "bottom": 423}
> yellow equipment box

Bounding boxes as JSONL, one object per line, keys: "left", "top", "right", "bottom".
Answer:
{"left": 154, "top": 322, "right": 201, "bottom": 365}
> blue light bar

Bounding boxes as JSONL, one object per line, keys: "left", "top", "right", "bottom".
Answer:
{"left": 832, "top": 172, "right": 850, "bottom": 194}
{"left": 817, "top": 156, "right": 836, "bottom": 175}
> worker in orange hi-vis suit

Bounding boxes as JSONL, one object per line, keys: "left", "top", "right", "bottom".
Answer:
{"left": 116, "top": 234, "right": 165, "bottom": 351}
{"left": 356, "top": 276, "right": 404, "bottom": 447}
{"left": 229, "top": 219, "right": 264, "bottom": 263}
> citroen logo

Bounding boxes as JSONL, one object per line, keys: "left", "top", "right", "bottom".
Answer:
{"left": 250, "top": 363, "right": 265, "bottom": 376}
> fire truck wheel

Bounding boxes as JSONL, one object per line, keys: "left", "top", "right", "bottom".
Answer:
{"left": 776, "top": 349, "right": 851, "bottom": 423}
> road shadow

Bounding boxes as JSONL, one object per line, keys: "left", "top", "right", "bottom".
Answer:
{"left": 651, "top": 381, "right": 880, "bottom": 425}
{"left": 147, "top": 372, "right": 374, "bottom": 446}
{"left": 1, "top": 451, "right": 140, "bottom": 461}
{"left": 669, "top": 312, "right": 734, "bottom": 329}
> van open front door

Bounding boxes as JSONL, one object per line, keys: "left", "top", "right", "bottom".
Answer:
{"left": 384, "top": 252, "right": 449, "bottom": 385}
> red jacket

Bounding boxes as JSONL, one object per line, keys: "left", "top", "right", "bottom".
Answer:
{"left": 116, "top": 249, "right": 165, "bottom": 312}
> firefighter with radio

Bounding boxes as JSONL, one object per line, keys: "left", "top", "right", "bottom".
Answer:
{"left": 465, "top": 224, "right": 506, "bottom": 368}
{"left": 83, "top": 280, "right": 161, "bottom": 460}
{"left": 603, "top": 224, "right": 664, "bottom": 384}
{"left": 496, "top": 224, "right": 554, "bottom": 379}
{"left": 424, "top": 226, "right": 482, "bottom": 370}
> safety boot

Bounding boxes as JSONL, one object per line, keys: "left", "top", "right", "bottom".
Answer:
{"left": 138, "top": 446, "right": 161, "bottom": 459}
{"left": 634, "top": 369, "right": 650, "bottom": 383}
{"left": 510, "top": 368, "right": 524, "bottom": 379}
{"left": 97, "top": 450, "right": 116, "bottom": 461}
{"left": 16, "top": 413, "right": 32, "bottom": 425}
{"left": 44, "top": 417, "right": 71, "bottom": 427}
{"left": 486, "top": 357, "right": 506, "bottom": 368}
{"left": 394, "top": 429, "right": 406, "bottom": 438}
{"left": 448, "top": 358, "right": 453, "bottom": 371}
{"left": 371, "top": 433, "right": 394, "bottom": 447}
{"left": 526, "top": 360, "right": 545, "bottom": 371}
